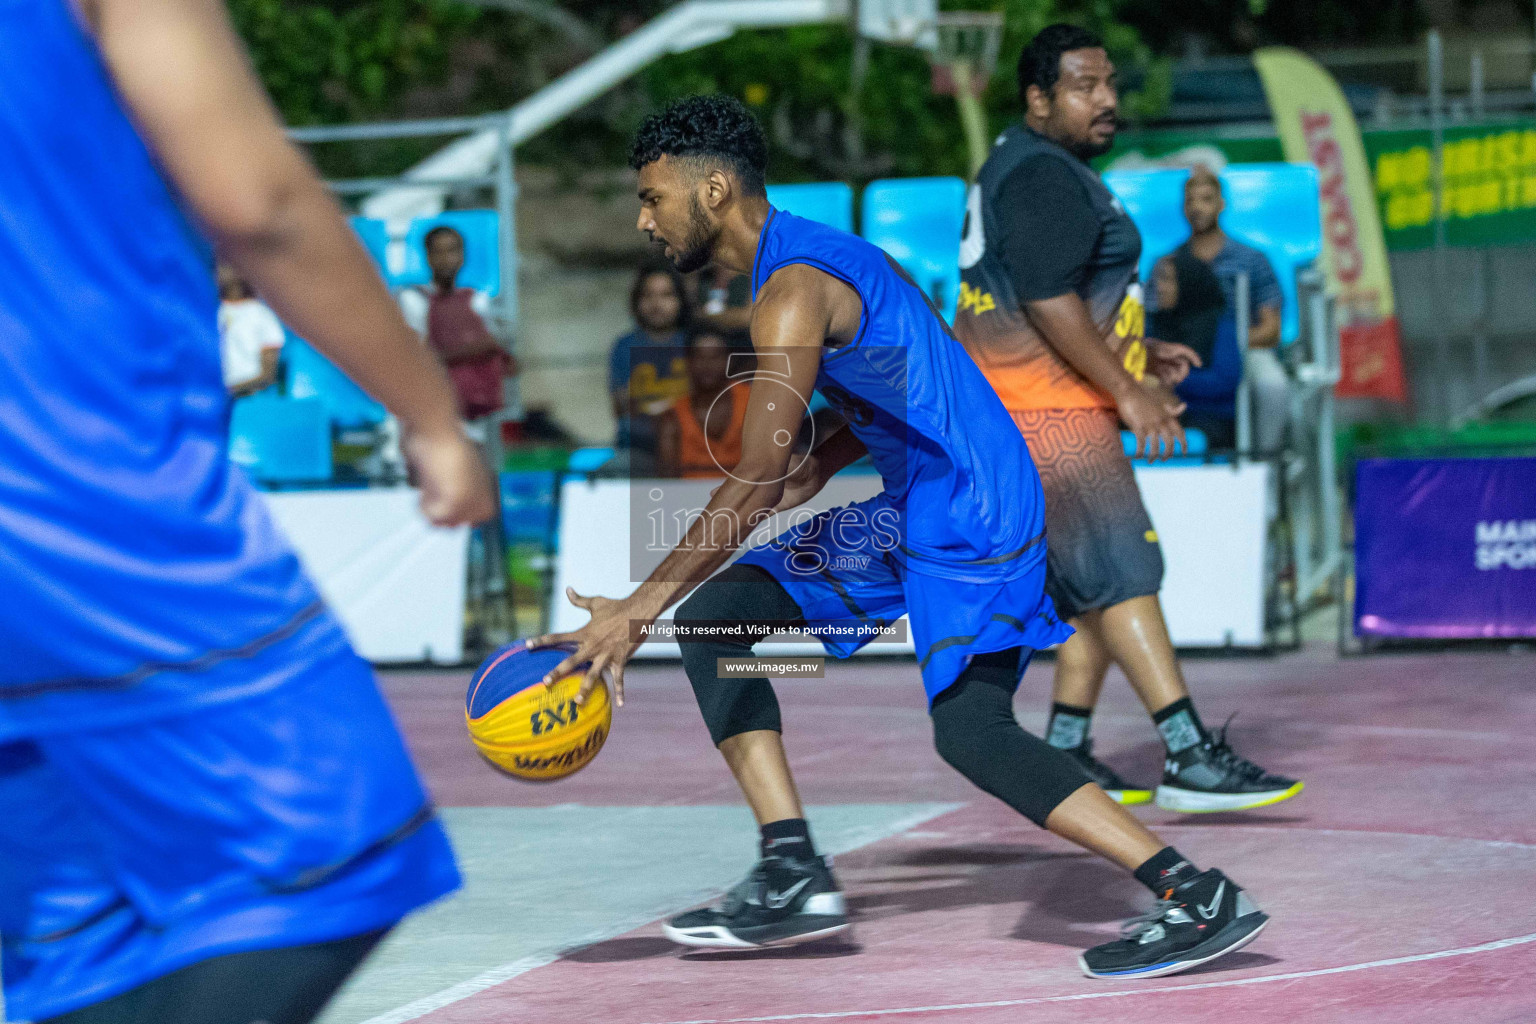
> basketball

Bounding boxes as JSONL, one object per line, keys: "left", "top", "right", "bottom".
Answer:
{"left": 465, "top": 640, "right": 611, "bottom": 781}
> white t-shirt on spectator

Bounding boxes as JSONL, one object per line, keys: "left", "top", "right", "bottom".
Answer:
{"left": 397, "top": 285, "right": 494, "bottom": 340}
{"left": 218, "top": 298, "right": 285, "bottom": 389}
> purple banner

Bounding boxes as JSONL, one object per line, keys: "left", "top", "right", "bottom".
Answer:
{"left": 1355, "top": 457, "right": 1536, "bottom": 638}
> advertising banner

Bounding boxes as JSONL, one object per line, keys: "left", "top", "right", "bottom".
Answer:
{"left": 1355, "top": 457, "right": 1536, "bottom": 638}
{"left": 1254, "top": 47, "right": 1408, "bottom": 403}
{"left": 1369, "top": 121, "right": 1536, "bottom": 248}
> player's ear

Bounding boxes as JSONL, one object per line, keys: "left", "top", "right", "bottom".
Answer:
{"left": 1026, "top": 84, "right": 1050, "bottom": 120}
{"left": 703, "top": 168, "right": 732, "bottom": 211}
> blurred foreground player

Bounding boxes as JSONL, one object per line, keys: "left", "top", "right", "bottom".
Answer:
{"left": 533, "top": 95, "right": 1269, "bottom": 979}
{"left": 953, "top": 25, "right": 1302, "bottom": 812}
{"left": 0, "top": 0, "right": 494, "bottom": 1020}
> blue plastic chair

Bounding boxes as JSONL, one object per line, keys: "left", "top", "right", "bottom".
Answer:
{"left": 500, "top": 470, "right": 560, "bottom": 546}
{"left": 766, "top": 183, "right": 856, "bottom": 234}
{"left": 228, "top": 396, "right": 333, "bottom": 485}
{"left": 567, "top": 447, "right": 616, "bottom": 474}
{"left": 860, "top": 177, "right": 967, "bottom": 322}
{"left": 1103, "top": 164, "right": 1322, "bottom": 345}
{"left": 1121, "top": 426, "right": 1209, "bottom": 465}
{"left": 395, "top": 210, "right": 502, "bottom": 295}
{"left": 282, "top": 334, "right": 387, "bottom": 431}
{"left": 349, "top": 216, "right": 393, "bottom": 281}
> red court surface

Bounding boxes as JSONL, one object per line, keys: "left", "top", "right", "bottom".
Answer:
{"left": 381, "top": 644, "right": 1536, "bottom": 1024}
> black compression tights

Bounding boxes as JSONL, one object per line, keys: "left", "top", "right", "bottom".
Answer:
{"left": 40, "top": 929, "right": 387, "bottom": 1024}
{"left": 676, "top": 563, "right": 806, "bottom": 746}
{"left": 930, "top": 647, "right": 1092, "bottom": 826}
{"left": 676, "top": 567, "right": 1091, "bottom": 826}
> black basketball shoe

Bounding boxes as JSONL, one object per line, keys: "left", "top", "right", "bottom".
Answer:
{"left": 662, "top": 853, "right": 849, "bottom": 949}
{"left": 1061, "top": 740, "right": 1153, "bottom": 805}
{"left": 1081, "top": 868, "right": 1268, "bottom": 979}
{"left": 1155, "top": 719, "right": 1303, "bottom": 813}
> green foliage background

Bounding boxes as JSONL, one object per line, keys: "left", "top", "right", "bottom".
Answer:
{"left": 229, "top": 0, "right": 1168, "bottom": 182}
{"left": 227, "top": 0, "right": 1412, "bottom": 183}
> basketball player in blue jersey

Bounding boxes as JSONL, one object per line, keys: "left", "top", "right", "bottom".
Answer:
{"left": 0, "top": 0, "right": 494, "bottom": 1020}
{"left": 532, "top": 95, "right": 1269, "bottom": 980}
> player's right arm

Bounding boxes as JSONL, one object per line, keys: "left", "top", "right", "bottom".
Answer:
{"left": 1025, "top": 293, "right": 1187, "bottom": 460}
{"left": 84, "top": 0, "right": 493, "bottom": 526}
{"left": 529, "top": 265, "right": 844, "bottom": 706}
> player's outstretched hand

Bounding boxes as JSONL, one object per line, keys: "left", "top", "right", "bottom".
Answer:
{"left": 403, "top": 427, "right": 497, "bottom": 527}
{"left": 1117, "top": 386, "right": 1188, "bottom": 463}
{"left": 527, "top": 588, "right": 638, "bottom": 709}
{"left": 1146, "top": 338, "right": 1202, "bottom": 387}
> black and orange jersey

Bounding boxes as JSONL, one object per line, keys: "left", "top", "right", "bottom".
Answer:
{"left": 953, "top": 125, "right": 1145, "bottom": 411}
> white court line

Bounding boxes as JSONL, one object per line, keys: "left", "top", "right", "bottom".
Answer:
{"left": 357, "top": 804, "right": 959, "bottom": 1024}
{"left": 634, "top": 930, "right": 1536, "bottom": 1024}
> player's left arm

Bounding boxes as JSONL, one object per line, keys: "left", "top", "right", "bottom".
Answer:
{"left": 529, "top": 265, "right": 837, "bottom": 706}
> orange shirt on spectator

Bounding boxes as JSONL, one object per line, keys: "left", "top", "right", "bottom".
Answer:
{"left": 669, "top": 388, "right": 748, "bottom": 478}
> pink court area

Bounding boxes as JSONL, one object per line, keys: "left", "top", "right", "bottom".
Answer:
{"left": 381, "top": 644, "right": 1536, "bottom": 1024}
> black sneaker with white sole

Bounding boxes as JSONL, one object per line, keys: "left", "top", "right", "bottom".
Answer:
{"left": 1155, "top": 720, "right": 1303, "bottom": 813}
{"left": 1080, "top": 868, "right": 1267, "bottom": 979}
{"left": 1061, "top": 740, "right": 1153, "bottom": 806}
{"left": 663, "top": 853, "right": 849, "bottom": 949}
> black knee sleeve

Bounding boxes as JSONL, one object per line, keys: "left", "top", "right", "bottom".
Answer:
{"left": 676, "top": 564, "right": 808, "bottom": 746}
{"left": 930, "top": 648, "right": 1092, "bottom": 827}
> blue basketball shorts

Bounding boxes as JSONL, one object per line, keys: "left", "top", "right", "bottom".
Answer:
{"left": 0, "top": 649, "right": 460, "bottom": 1022}
{"left": 735, "top": 495, "right": 1074, "bottom": 703}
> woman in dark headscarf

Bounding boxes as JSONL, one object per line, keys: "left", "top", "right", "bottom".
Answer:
{"left": 1150, "top": 249, "right": 1243, "bottom": 450}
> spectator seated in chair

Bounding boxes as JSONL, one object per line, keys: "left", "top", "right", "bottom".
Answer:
{"left": 609, "top": 261, "right": 691, "bottom": 461}
{"left": 1178, "top": 165, "right": 1288, "bottom": 454}
{"left": 656, "top": 329, "right": 749, "bottom": 479}
{"left": 217, "top": 262, "right": 284, "bottom": 399}
{"left": 399, "top": 224, "right": 519, "bottom": 441}
{"left": 1150, "top": 250, "right": 1242, "bottom": 450}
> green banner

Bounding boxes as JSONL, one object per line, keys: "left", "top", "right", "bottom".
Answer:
{"left": 1367, "top": 122, "right": 1536, "bottom": 249}
{"left": 1104, "top": 120, "right": 1536, "bottom": 251}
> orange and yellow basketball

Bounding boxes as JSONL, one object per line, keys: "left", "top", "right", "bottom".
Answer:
{"left": 465, "top": 641, "right": 610, "bottom": 781}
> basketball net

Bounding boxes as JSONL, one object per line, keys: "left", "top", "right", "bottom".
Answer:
{"left": 926, "top": 13, "right": 1003, "bottom": 178}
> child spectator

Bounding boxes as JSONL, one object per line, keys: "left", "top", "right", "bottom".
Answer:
{"left": 217, "top": 262, "right": 284, "bottom": 398}
{"left": 609, "top": 262, "right": 690, "bottom": 452}
{"left": 657, "top": 329, "right": 748, "bottom": 478}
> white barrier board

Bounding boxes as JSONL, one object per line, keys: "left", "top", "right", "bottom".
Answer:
{"left": 551, "top": 462, "right": 1269, "bottom": 658}
{"left": 1133, "top": 462, "right": 1270, "bottom": 647}
{"left": 263, "top": 488, "right": 468, "bottom": 664}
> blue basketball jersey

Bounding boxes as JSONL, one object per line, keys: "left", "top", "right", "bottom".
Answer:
{"left": 0, "top": 0, "right": 346, "bottom": 736}
{"left": 750, "top": 209, "right": 1049, "bottom": 584}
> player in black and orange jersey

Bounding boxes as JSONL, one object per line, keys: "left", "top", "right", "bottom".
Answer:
{"left": 953, "top": 24, "right": 1303, "bottom": 813}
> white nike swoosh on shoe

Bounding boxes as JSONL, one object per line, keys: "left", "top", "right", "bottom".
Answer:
{"left": 764, "top": 877, "right": 812, "bottom": 909}
{"left": 1196, "top": 881, "right": 1226, "bottom": 920}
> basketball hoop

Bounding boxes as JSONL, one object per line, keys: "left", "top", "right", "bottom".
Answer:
{"left": 926, "top": 12, "right": 1004, "bottom": 99}
{"left": 855, "top": 3, "right": 1003, "bottom": 178}
{"left": 924, "top": 12, "right": 1003, "bottom": 178}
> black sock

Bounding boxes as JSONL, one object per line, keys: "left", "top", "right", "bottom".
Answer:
{"left": 1045, "top": 702, "right": 1093, "bottom": 750}
{"left": 760, "top": 818, "right": 816, "bottom": 861}
{"left": 1152, "top": 697, "right": 1209, "bottom": 755}
{"left": 1133, "top": 846, "right": 1201, "bottom": 895}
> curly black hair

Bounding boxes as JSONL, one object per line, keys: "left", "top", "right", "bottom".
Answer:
{"left": 629, "top": 94, "right": 768, "bottom": 197}
{"left": 1017, "top": 24, "right": 1104, "bottom": 106}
